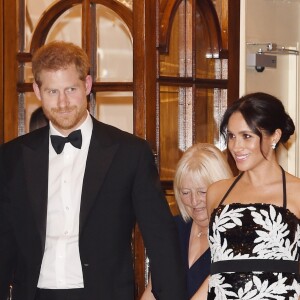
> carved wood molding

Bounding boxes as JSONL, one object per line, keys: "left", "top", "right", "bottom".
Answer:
{"left": 159, "top": 0, "right": 223, "bottom": 54}
{"left": 159, "top": 0, "right": 181, "bottom": 53}
{"left": 30, "top": 0, "right": 133, "bottom": 54}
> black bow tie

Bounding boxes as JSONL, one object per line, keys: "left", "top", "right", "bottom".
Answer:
{"left": 50, "top": 130, "right": 82, "bottom": 154}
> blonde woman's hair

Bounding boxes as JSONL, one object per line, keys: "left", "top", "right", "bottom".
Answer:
{"left": 174, "top": 143, "right": 233, "bottom": 221}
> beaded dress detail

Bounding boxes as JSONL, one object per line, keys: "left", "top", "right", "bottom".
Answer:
{"left": 208, "top": 168, "right": 300, "bottom": 299}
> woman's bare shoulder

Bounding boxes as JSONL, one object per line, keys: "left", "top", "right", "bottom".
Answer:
{"left": 285, "top": 172, "right": 300, "bottom": 193}
{"left": 284, "top": 172, "right": 300, "bottom": 219}
{"left": 210, "top": 177, "right": 235, "bottom": 189}
{"left": 207, "top": 177, "right": 236, "bottom": 215}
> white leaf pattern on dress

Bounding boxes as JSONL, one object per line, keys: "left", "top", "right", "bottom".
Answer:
{"left": 252, "top": 205, "right": 298, "bottom": 260}
{"left": 210, "top": 205, "right": 254, "bottom": 262}
{"left": 208, "top": 204, "right": 300, "bottom": 299}
{"left": 209, "top": 274, "right": 238, "bottom": 299}
{"left": 236, "top": 274, "right": 289, "bottom": 299}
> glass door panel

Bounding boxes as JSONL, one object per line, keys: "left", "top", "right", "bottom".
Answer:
{"left": 96, "top": 5, "right": 133, "bottom": 82}
{"left": 195, "top": 3, "right": 223, "bottom": 79}
{"left": 46, "top": 5, "right": 82, "bottom": 45}
{"left": 212, "top": 0, "right": 229, "bottom": 49}
{"left": 159, "top": 86, "right": 227, "bottom": 182}
{"left": 195, "top": 8, "right": 217, "bottom": 78}
{"left": 159, "top": 85, "right": 185, "bottom": 181}
{"left": 158, "top": 0, "right": 230, "bottom": 187}
{"left": 23, "top": 62, "right": 33, "bottom": 83}
{"left": 212, "top": 88, "right": 228, "bottom": 149}
{"left": 159, "top": 13, "right": 180, "bottom": 77}
{"left": 95, "top": 91, "right": 133, "bottom": 133}
{"left": 25, "top": 0, "right": 54, "bottom": 51}
{"left": 160, "top": 0, "right": 192, "bottom": 77}
{"left": 194, "top": 87, "right": 227, "bottom": 147}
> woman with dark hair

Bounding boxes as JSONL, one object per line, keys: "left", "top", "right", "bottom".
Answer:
{"left": 207, "top": 92, "right": 300, "bottom": 299}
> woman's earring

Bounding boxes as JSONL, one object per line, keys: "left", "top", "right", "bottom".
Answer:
{"left": 271, "top": 142, "right": 277, "bottom": 150}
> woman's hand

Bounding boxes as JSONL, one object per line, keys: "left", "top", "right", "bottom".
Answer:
{"left": 140, "top": 276, "right": 156, "bottom": 300}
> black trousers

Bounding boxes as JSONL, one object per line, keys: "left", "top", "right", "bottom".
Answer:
{"left": 34, "top": 288, "right": 84, "bottom": 300}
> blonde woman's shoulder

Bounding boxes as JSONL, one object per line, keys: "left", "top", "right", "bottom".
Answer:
{"left": 206, "top": 177, "right": 236, "bottom": 216}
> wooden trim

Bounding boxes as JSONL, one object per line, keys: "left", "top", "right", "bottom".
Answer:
{"left": 16, "top": 52, "right": 32, "bottom": 63}
{"left": 92, "top": 0, "right": 133, "bottom": 33}
{"left": 92, "top": 82, "right": 133, "bottom": 92}
{"left": 159, "top": 0, "right": 181, "bottom": 53}
{"left": 159, "top": 0, "right": 223, "bottom": 54}
{"left": 82, "top": 0, "right": 93, "bottom": 66}
{"left": 159, "top": 77, "right": 228, "bottom": 89}
{"left": 227, "top": 0, "right": 240, "bottom": 105}
{"left": 30, "top": 0, "right": 132, "bottom": 55}
{"left": 226, "top": 0, "right": 240, "bottom": 175}
{"left": 16, "top": 82, "right": 133, "bottom": 93}
{"left": 133, "top": 0, "right": 157, "bottom": 298}
{"left": 3, "top": 0, "right": 18, "bottom": 142}
{"left": 196, "top": 0, "right": 223, "bottom": 50}
{"left": 133, "top": 0, "right": 156, "bottom": 146}
{"left": 30, "top": 0, "right": 82, "bottom": 54}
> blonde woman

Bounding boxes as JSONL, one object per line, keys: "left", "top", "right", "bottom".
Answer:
{"left": 142, "top": 143, "right": 233, "bottom": 300}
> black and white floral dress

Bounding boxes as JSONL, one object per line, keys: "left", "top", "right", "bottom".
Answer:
{"left": 208, "top": 168, "right": 300, "bottom": 300}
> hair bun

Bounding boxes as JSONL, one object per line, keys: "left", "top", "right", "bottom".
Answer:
{"left": 281, "top": 114, "right": 295, "bottom": 143}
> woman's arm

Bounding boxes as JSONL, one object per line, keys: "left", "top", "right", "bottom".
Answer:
{"left": 140, "top": 276, "right": 156, "bottom": 300}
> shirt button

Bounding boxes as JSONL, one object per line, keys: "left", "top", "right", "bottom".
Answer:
{"left": 64, "top": 231, "right": 68, "bottom": 235}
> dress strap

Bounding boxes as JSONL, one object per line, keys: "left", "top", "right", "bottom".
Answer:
{"left": 219, "top": 172, "right": 244, "bottom": 206}
{"left": 280, "top": 166, "right": 287, "bottom": 208}
{"left": 219, "top": 167, "right": 286, "bottom": 207}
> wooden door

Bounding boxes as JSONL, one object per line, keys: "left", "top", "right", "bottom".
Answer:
{"left": 137, "top": 0, "right": 240, "bottom": 290}
{"left": 1, "top": 0, "right": 240, "bottom": 298}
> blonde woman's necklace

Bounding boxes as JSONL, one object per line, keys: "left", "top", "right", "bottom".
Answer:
{"left": 197, "top": 231, "right": 208, "bottom": 238}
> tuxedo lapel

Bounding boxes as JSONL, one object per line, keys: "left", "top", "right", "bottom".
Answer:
{"left": 79, "top": 120, "right": 119, "bottom": 235}
{"left": 22, "top": 128, "right": 49, "bottom": 248}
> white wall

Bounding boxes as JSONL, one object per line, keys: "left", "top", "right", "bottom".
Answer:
{"left": 240, "top": 0, "right": 300, "bottom": 176}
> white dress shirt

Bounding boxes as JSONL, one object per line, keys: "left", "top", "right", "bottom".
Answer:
{"left": 37, "top": 112, "right": 92, "bottom": 289}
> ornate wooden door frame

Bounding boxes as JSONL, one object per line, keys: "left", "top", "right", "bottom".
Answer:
{"left": 1, "top": 1, "right": 240, "bottom": 298}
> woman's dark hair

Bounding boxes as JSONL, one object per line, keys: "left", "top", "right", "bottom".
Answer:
{"left": 29, "top": 107, "right": 48, "bottom": 132}
{"left": 220, "top": 92, "right": 295, "bottom": 148}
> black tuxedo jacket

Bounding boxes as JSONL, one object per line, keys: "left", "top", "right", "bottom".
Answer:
{"left": 0, "top": 117, "right": 187, "bottom": 300}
